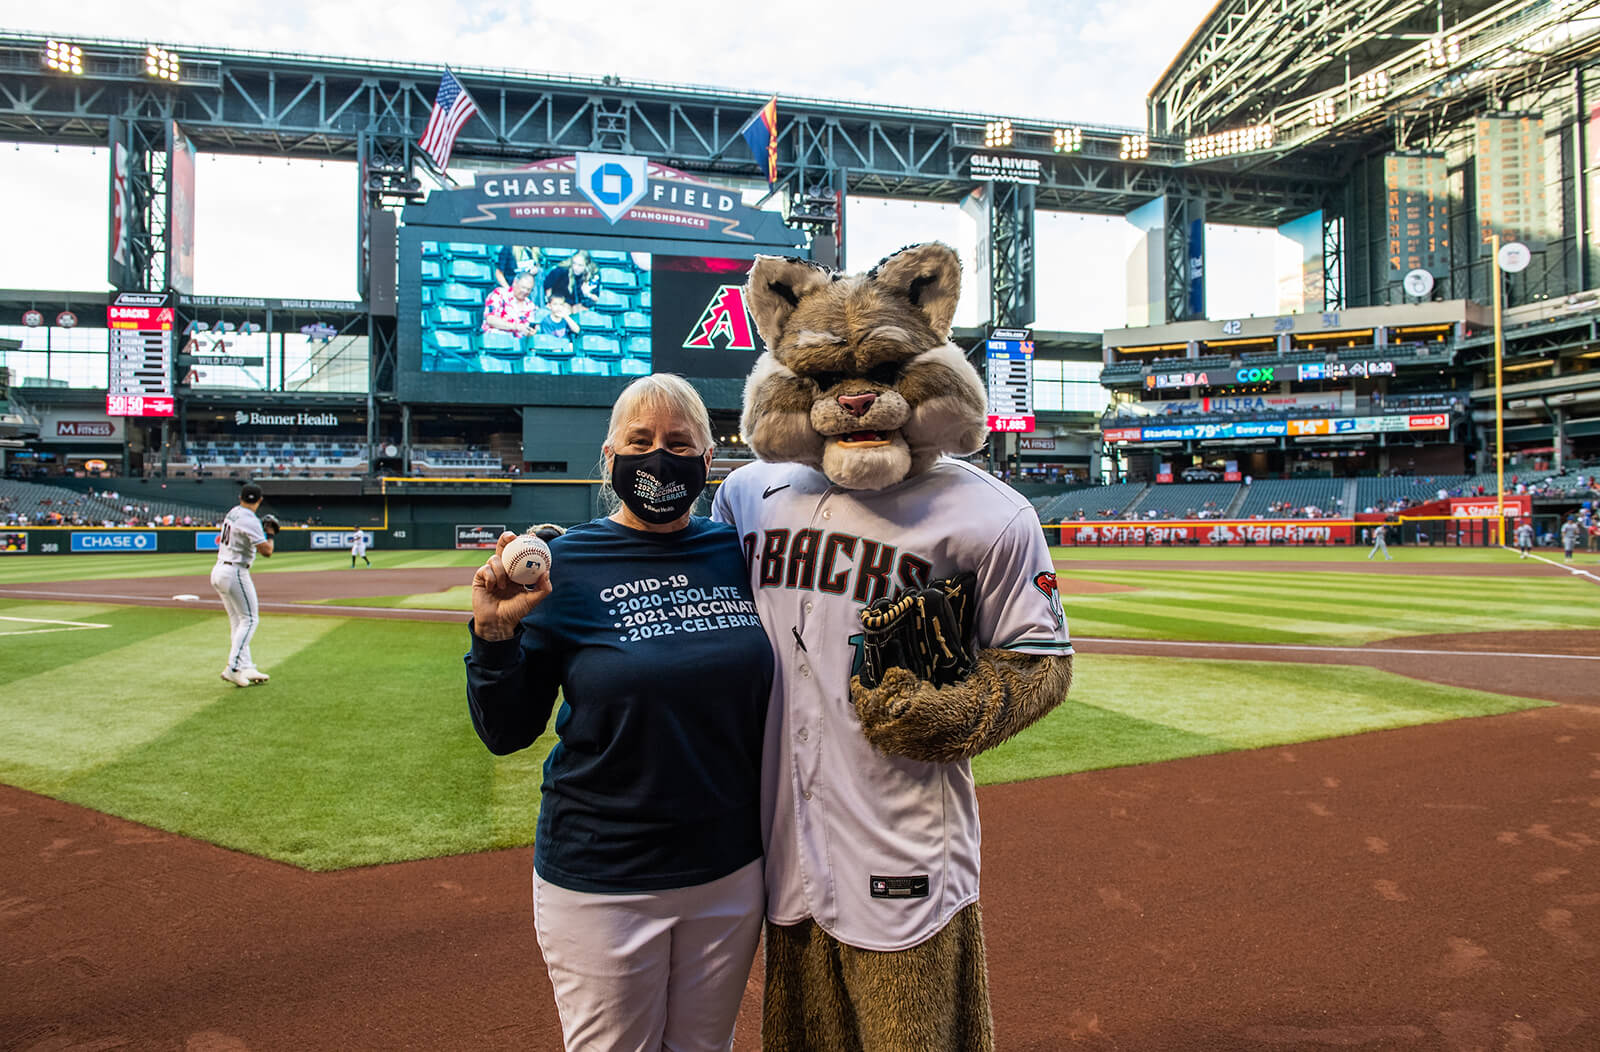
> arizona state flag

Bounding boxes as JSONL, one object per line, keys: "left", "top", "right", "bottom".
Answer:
{"left": 741, "top": 96, "right": 779, "bottom": 186}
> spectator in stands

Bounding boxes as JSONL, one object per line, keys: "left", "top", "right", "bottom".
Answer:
{"left": 494, "top": 245, "right": 538, "bottom": 290}
{"left": 482, "top": 272, "right": 541, "bottom": 338}
{"left": 537, "top": 290, "right": 583, "bottom": 342}
{"left": 542, "top": 249, "right": 598, "bottom": 310}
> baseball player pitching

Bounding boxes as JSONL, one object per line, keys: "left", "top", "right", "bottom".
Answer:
{"left": 211, "top": 483, "right": 277, "bottom": 687}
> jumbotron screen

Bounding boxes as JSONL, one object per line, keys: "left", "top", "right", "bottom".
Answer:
{"left": 419, "top": 240, "right": 758, "bottom": 379}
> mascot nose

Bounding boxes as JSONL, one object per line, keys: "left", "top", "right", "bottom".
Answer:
{"left": 837, "top": 392, "right": 877, "bottom": 417}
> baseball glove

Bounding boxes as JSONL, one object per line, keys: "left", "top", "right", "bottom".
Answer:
{"left": 260, "top": 514, "right": 280, "bottom": 537}
{"left": 857, "top": 571, "right": 978, "bottom": 689}
{"left": 530, "top": 523, "right": 566, "bottom": 543}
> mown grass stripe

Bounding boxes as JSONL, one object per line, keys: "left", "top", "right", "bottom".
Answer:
{"left": 0, "top": 602, "right": 197, "bottom": 685}
{"left": 0, "top": 609, "right": 344, "bottom": 793}
{"left": 59, "top": 616, "right": 496, "bottom": 870}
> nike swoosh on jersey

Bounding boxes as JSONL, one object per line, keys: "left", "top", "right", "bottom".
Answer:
{"left": 763, "top": 485, "right": 792, "bottom": 499}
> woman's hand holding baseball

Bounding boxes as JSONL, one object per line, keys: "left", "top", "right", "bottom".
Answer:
{"left": 472, "top": 531, "right": 551, "bottom": 640}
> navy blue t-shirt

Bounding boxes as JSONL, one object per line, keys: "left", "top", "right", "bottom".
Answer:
{"left": 465, "top": 516, "right": 772, "bottom": 893}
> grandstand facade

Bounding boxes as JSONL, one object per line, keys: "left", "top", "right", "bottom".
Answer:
{"left": 0, "top": 8, "right": 1597, "bottom": 536}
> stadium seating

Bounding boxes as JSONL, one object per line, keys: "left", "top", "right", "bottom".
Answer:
{"left": 1034, "top": 482, "right": 1148, "bottom": 521}
{"left": 1128, "top": 482, "right": 1241, "bottom": 519}
{"left": 0, "top": 479, "right": 227, "bottom": 526}
{"left": 416, "top": 242, "right": 653, "bottom": 377}
{"left": 1235, "top": 478, "right": 1346, "bottom": 518}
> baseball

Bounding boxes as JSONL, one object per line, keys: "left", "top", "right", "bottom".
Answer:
{"left": 502, "top": 533, "right": 552, "bottom": 588}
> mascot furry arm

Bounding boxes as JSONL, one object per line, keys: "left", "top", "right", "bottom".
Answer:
{"left": 742, "top": 244, "right": 1073, "bottom": 765}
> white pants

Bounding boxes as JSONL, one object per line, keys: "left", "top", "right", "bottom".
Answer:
{"left": 533, "top": 859, "right": 763, "bottom": 1052}
{"left": 1369, "top": 537, "right": 1389, "bottom": 559}
{"left": 210, "top": 563, "right": 260, "bottom": 672}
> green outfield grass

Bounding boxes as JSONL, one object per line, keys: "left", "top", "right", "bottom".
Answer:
{"left": 293, "top": 546, "right": 1600, "bottom": 642}
{"left": 0, "top": 590, "right": 1551, "bottom": 871}
{"left": 1, "top": 544, "right": 1584, "bottom": 870}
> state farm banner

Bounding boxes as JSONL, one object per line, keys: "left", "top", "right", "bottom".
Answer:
{"left": 1450, "top": 496, "right": 1530, "bottom": 518}
{"left": 1060, "top": 520, "right": 1356, "bottom": 546}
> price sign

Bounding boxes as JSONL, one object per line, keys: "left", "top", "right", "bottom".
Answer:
{"left": 985, "top": 327, "right": 1034, "bottom": 433}
{"left": 105, "top": 293, "right": 175, "bottom": 417}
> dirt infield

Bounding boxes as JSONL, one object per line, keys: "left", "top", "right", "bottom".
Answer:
{"left": 5, "top": 704, "right": 1599, "bottom": 1050}
{"left": 4, "top": 558, "right": 1598, "bottom": 1048}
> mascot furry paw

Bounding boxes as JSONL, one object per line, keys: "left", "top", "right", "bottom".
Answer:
{"left": 712, "top": 243, "right": 1074, "bottom": 1052}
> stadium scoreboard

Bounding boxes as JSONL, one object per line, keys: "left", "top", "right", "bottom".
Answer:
{"left": 105, "top": 292, "right": 175, "bottom": 417}
{"left": 985, "top": 327, "right": 1034, "bottom": 433}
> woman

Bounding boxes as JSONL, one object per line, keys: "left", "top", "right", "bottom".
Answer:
{"left": 543, "top": 248, "right": 598, "bottom": 309}
{"left": 465, "top": 373, "right": 770, "bottom": 1052}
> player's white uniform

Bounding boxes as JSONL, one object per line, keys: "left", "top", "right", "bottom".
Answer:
{"left": 713, "top": 457, "right": 1071, "bottom": 951}
{"left": 211, "top": 506, "right": 266, "bottom": 674}
{"left": 1515, "top": 523, "right": 1534, "bottom": 554}
{"left": 351, "top": 531, "right": 367, "bottom": 563}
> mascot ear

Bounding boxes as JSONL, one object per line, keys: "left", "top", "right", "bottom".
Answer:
{"left": 868, "top": 243, "right": 961, "bottom": 337}
{"left": 745, "top": 256, "right": 835, "bottom": 351}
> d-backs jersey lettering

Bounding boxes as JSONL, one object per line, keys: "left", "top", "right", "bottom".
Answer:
{"left": 217, "top": 506, "right": 266, "bottom": 568}
{"left": 713, "top": 456, "right": 1071, "bottom": 951}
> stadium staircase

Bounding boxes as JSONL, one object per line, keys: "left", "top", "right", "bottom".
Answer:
{"left": 1223, "top": 487, "right": 1249, "bottom": 517}
{"left": 1343, "top": 478, "right": 1360, "bottom": 515}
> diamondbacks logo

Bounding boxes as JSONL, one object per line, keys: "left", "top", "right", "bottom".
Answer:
{"left": 683, "top": 285, "right": 757, "bottom": 351}
{"left": 634, "top": 469, "right": 687, "bottom": 509}
{"left": 1033, "top": 570, "right": 1065, "bottom": 628}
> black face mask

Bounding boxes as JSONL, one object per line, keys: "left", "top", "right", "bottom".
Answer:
{"left": 611, "top": 448, "right": 708, "bottom": 524}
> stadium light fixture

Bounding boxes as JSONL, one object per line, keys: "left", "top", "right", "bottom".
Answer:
{"left": 984, "top": 119, "right": 1013, "bottom": 149}
{"left": 1310, "top": 98, "right": 1336, "bottom": 127}
{"left": 1423, "top": 34, "right": 1461, "bottom": 68}
{"left": 1183, "top": 124, "right": 1272, "bottom": 162}
{"left": 1120, "top": 134, "right": 1149, "bottom": 161}
{"left": 1356, "top": 70, "right": 1389, "bottom": 102}
{"left": 44, "top": 40, "right": 84, "bottom": 75}
{"left": 1052, "top": 127, "right": 1082, "bottom": 153}
{"left": 145, "top": 46, "right": 180, "bottom": 82}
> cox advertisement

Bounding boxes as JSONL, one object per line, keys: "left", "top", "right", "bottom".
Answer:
{"left": 1060, "top": 520, "right": 1355, "bottom": 546}
{"left": 71, "top": 531, "right": 158, "bottom": 553}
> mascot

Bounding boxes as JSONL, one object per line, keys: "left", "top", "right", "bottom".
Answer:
{"left": 711, "top": 243, "right": 1074, "bottom": 1050}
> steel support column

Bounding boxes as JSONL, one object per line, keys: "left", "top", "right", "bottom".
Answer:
{"left": 1165, "top": 195, "right": 1204, "bottom": 322}
{"left": 990, "top": 181, "right": 1035, "bottom": 327}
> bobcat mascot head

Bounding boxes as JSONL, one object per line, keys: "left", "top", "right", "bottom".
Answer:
{"left": 740, "top": 243, "right": 987, "bottom": 491}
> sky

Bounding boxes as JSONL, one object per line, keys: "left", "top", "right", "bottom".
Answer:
{"left": 0, "top": 0, "right": 1297, "bottom": 330}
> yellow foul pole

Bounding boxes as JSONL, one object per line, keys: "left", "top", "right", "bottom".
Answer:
{"left": 1491, "top": 233, "right": 1506, "bottom": 546}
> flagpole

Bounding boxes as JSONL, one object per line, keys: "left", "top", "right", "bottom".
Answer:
{"left": 1492, "top": 232, "right": 1506, "bottom": 547}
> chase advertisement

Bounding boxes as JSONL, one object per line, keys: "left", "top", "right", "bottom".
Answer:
{"left": 399, "top": 153, "right": 803, "bottom": 395}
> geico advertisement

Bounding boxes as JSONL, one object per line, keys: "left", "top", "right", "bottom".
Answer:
{"left": 310, "top": 531, "right": 375, "bottom": 550}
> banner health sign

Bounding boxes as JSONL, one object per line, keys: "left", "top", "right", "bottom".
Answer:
{"left": 72, "top": 531, "right": 158, "bottom": 553}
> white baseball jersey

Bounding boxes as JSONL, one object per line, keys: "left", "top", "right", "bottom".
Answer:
{"left": 351, "top": 532, "right": 367, "bottom": 557}
{"left": 216, "top": 506, "right": 267, "bottom": 568}
{"left": 1515, "top": 524, "right": 1533, "bottom": 546}
{"left": 712, "top": 457, "right": 1071, "bottom": 952}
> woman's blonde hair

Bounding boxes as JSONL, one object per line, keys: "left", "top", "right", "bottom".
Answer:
{"left": 604, "top": 373, "right": 714, "bottom": 454}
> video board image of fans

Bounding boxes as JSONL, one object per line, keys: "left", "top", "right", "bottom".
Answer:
{"left": 420, "top": 242, "right": 652, "bottom": 376}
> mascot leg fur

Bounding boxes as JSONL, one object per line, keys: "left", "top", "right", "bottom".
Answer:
{"left": 762, "top": 904, "right": 993, "bottom": 1052}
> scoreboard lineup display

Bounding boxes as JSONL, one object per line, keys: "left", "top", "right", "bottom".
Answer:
{"left": 985, "top": 327, "right": 1035, "bottom": 433}
{"left": 105, "top": 292, "right": 175, "bottom": 417}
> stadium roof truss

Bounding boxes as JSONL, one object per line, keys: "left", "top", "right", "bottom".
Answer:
{"left": 0, "top": 32, "right": 1329, "bottom": 223}
{"left": 1152, "top": 0, "right": 1600, "bottom": 163}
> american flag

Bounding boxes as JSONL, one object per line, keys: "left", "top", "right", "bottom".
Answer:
{"left": 418, "top": 69, "right": 479, "bottom": 169}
